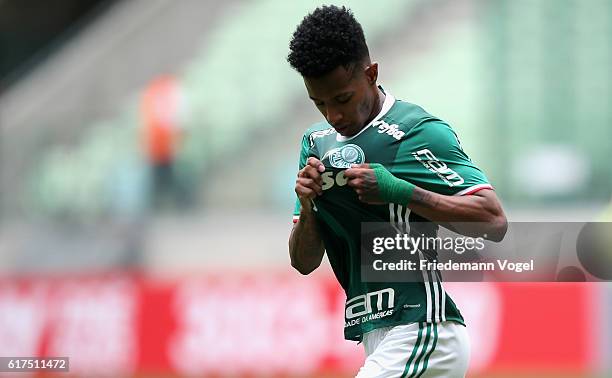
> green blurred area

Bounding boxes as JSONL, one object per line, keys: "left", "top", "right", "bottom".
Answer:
{"left": 3, "top": 0, "right": 612, "bottom": 219}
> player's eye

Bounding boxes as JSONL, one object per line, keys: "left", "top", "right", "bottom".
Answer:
{"left": 336, "top": 95, "right": 352, "bottom": 104}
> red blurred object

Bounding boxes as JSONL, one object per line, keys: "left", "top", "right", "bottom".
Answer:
{"left": 140, "top": 76, "right": 183, "bottom": 165}
{"left": 0, "top": 273, "right": 600, "bottom": 376}
{"left": 492, "top": 283, "right": 597, "bottom": 374}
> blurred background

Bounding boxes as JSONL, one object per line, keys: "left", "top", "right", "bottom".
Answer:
{"left": 0, "top": 0, "right": 611, "bottom": 376}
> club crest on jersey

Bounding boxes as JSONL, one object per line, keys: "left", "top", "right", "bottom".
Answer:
{"left": 323, "top": 144, "right": 366, "bottom": 168}
{"left": 372, "top": 120, "right": 405, "bottom": 140}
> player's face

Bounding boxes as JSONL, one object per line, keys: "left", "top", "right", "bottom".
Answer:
{"left": 303, "top": 64, "right": 378, "bottom": 137}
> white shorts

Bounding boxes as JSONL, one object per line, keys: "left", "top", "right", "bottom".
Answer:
{"left": 356, "top": 321, "right": 470, "bottom": 378}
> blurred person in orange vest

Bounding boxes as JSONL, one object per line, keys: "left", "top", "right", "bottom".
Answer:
{"left": 140, "top": 75, "right": 187, "bottom": 210}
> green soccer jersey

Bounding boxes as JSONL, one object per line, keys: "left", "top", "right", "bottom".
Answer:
{"left": 292, "top": 90, "right": 493, "bottom": 341}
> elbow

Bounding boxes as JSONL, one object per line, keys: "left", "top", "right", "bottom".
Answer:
{"left": 486, "top": 214, "right": 508, "bottom": 242}
{"left": 289, "top": 245, "right": 319, "bottom": 275}
{"left": 291, "top": 259, "right": 319, "bottom": 275}
{"left": 289, "top": 243, "right": 317, "bottom": 275}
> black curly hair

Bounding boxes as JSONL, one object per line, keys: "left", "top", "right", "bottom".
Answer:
{"left": 287, "top": 5, "right": 369, "bottom": 77}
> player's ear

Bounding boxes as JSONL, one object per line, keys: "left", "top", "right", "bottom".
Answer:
{"left": 364, "top": 62, "right": 378, "bottom": 86}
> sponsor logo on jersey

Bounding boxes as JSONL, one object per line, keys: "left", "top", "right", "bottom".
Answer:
{"left": 412, "top": 149, "right": 465, "bottom": 187}
{"left": 345, "top": 288, "right": 395, "bottom": 321}
{"left": 372, "top": 120, "right": 405, "bottom": 140}
{"left": 322, "top": 144, "right": 365, "bottom": 169}
{"left": 321, "top": 170, "right": 348, "bottom": 191}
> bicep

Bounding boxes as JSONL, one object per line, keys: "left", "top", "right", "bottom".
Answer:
{"left": 472, "top": 189, "right": 504, "bottom": 216}
{"left": 444, "top": 188, "right": 507, "bottom": 238}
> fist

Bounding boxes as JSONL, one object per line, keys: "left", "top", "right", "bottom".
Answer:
{"left": 295, "top": 157, "right": 326, "bottom": 206}
{"left": 344, "top": 163, "right": 384, "bottom": 204}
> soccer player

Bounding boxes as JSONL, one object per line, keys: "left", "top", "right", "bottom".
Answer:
{"left": 287, "top": 5, "right": 507, "bottom": 378}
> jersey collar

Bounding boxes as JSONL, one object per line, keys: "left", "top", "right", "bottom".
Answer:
{"left": 336, "top": 89, "right": 395, "bottom": 142}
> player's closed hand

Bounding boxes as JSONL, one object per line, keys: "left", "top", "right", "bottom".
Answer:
{"left": 344, "top": 163, "right": 384, "bottom": 204}
{"left": 295, "top": 157, "right": 326, "bottom": 203}
{"left": 346, "top": 163, "right": 416, "bottom": 205}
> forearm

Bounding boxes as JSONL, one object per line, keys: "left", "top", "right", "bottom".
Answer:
{"left": 289, "top": 208, "right": 325, "bottom": 275}
{"left": 408, "top": 187, "right": 507, "bottom": 241}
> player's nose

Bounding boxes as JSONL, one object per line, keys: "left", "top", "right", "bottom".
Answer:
{"left": 326, "top": 108, "right": 343, "bottom": 126}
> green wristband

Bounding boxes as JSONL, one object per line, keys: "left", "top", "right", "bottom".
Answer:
{"left": 371, "top": 163, "right": 415, "bottom": 205}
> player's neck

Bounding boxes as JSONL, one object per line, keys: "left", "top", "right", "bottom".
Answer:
{"left": 364, "top": 87, "right": 386, "bottom": 126}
